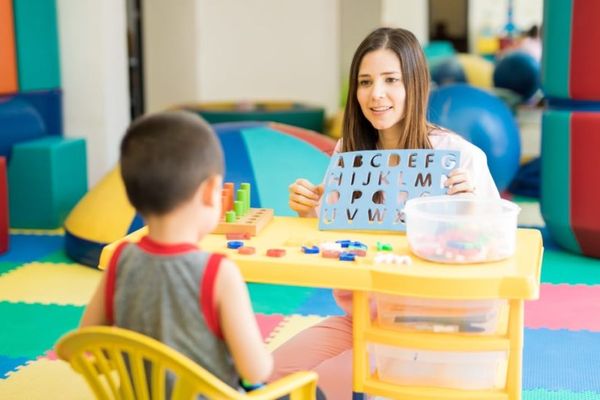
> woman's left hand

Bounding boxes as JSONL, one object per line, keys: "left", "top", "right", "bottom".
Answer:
{"left": 445, "top": 168, "right": 475, "bottom": 195}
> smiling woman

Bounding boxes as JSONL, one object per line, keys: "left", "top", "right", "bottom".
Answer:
{"left": 273, "top": 26, "right": 500, "bottom": 399}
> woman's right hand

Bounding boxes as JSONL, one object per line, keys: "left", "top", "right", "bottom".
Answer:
{"left": 288, "top": 178, "right": 324, "bottom": 217}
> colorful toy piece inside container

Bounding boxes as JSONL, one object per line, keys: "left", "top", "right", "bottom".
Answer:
{"left": 403, "top": 196, "right": 521, "bottom": 263}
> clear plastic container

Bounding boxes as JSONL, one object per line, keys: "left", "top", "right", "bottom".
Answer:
{"left": 375, "top": 294, "right": 506, "bottom": 335}
{"left": 404, "top": 196, "right": 521, "bottom": 263}
{"left": 370, "top": 344, "right": 508, "bottom": 390}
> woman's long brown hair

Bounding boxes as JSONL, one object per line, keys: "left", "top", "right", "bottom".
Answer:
{"left": 342, "top": 27, "right": 432, "bottom": 152}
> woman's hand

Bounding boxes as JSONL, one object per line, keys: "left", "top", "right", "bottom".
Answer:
{"left": 288, "top": 179, "right": 324, "bottom": 217}
{"left": 445, "top": 168, "right": 475, "bottom": 195}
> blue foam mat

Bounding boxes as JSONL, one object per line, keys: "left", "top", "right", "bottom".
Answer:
{"left": 0, "top": 355, "right": 31, "bottom": 379}
{"left": 0, "top": 234, "right": 63, "bottom": 263}
{"left": 295, "top": 288, "right": 345, "bottom": 316}
{"left": 524, "top": 328, "right": 600, "bottom": 391}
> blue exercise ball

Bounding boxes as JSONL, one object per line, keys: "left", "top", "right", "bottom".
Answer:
{"left": 493, "top": 51, "right": 540, "bottom": 100}
{"left": 430, "top": 56, "right": 466, "bottom": 86}
{"left": 427, "top": 84, "right": 521, "bottom": 191}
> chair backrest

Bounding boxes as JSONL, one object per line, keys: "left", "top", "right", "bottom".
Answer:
{"left": 56, "top": 326, "right": 318, "bottom": 400}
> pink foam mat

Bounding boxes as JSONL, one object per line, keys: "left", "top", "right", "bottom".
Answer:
{"left": 525, "top": 283, "right": 600, "bottom": 331}
{"left": 255, "top": 314, "right": 285, "bottom": 341}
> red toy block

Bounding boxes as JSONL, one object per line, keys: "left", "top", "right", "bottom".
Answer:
{"left": 238, "top": 246, "right": 256, "bottom": 255}
{"left": 0, "top": 157, "right": 9, "bottom": 253}
{"left": 266, "top": 248, "right": 285, "bottom": 257}
{"left": 322, "top": 250, "right": 340, "bottom": 259}
{"left": 226, "top": 232, "right": 252, "bottom": 240}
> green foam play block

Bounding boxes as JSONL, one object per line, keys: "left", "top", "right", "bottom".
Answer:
{"left": 8, "top": 137, "right": 87, "bottom": 229}
{"left": 13, "top": 0, "right": 61, "bottom": 91}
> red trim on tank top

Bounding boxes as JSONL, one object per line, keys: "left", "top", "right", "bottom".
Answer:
{"left": 201, "top": 253, "right": 225, "bottom": 339}
{"left": 137, "top": 235, "right": 199, "bottom": 255}
{"left": 105, "top": 241, "right": 130, "bottom": 325}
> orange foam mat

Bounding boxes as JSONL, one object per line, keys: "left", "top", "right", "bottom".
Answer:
{"left": 0, "top": 263, "right": 101, "bottom": 305}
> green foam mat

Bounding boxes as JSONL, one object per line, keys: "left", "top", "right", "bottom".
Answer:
{"left": 0, "top": 262, "right": 23, "bottom": 276}
{"left": 524, "top": 389, "right": 600, "bottom": 399}
{"left": 39, "top": 250, "right": 76, "bottom": 264}
{"left": 248, "top": 283, "right": 316, "bottom": 314}
{"left": 542, "top": 248, "right": 600, "bottom": 285}
{"left": 0, "top": 302, "right": 83, "bottom": 358}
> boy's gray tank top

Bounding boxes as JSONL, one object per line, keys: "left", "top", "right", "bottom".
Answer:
{"left": 111, "top": 240, "right": 239, "bottom": 389}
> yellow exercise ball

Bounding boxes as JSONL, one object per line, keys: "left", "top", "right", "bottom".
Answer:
{"left": 456, "top": 53, "right": 494, "bottom": 89}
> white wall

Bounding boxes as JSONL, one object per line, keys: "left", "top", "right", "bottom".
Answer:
{"left": 196, "top": 0, "right": 340, "bottom": 116}
{"left": 143, "top": 0, "right": 203, "bottom": 113}
{"left": 339, "top": 0, "right": 428, "bottom": 97}
{"left": 57, "top": 0, "right": 130, "bottom": 187}
{"left": 340, "top": 0, "right": 381, "bottom": 89}
{"left": 381, "top": 0, "right": 428, "bottom": 45}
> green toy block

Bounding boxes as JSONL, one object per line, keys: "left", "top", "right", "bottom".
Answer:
{"left": 13, "top": 0, "right": 61, "bottom": 91}
{"left": 8, "top": 137, "right": 87, "bottom": 229}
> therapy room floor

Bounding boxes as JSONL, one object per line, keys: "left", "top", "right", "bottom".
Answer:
{"left": 1, "top": 197, "right": 600, "bottom": 399}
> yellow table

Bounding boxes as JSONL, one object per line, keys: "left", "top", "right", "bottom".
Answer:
{"left": 99, "top": 216, "right": 543, "bottom": 400}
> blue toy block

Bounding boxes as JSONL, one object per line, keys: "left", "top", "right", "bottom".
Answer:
{"left": 8, "top": 137, "right": 87, "bottom": 229}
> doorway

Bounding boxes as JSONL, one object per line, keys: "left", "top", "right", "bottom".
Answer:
{"left": 126, "top": 0, "right": 145, "bottom": 119}
{"left": 429, "top": 0, "right": 469, "bottom": 53}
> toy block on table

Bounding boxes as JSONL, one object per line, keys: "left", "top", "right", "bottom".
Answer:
{"left": 213, "top": 207, "right": 274, "bottom": 236}
{"left": 214, "top": 181, "right": 273, "bottom": 236}
{"left": 8, "top": 137, "right": 87, "bottom": 229}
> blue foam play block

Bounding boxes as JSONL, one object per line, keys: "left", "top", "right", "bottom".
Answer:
{"left": 0, "top": 96, "right": 46, "bottom": 158}
{"left": 16, "top": 90, "right": 63, "bottom": 136}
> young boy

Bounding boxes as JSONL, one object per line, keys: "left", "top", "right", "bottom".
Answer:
{"left": 80, "top": 111, "right": 273, "bottom": 391}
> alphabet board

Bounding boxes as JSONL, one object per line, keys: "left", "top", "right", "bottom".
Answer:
{"left": 318, "top": 149, "right": 460, "bottom": 231}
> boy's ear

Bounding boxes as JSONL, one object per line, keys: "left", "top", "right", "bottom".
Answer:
{"left": 200, "top": 174, "right": 222, "bottom": 206}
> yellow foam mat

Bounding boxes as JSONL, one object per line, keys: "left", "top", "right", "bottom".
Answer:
{"left": 266, "top": 315, "right": 325, "bottom": 351}
{"left": 0, "top": 263, "right": 101, "bottom": 305}
{"left": 0, "top": 359, "right": 93, "bottom": 400}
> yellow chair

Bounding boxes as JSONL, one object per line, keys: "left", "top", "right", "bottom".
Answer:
{"left": 56, "top": 326, "right": 318, "bottom": 400}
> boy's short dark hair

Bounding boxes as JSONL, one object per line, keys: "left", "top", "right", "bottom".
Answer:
{"left": 120, "top": 111, "right": 224, "bottom": 216}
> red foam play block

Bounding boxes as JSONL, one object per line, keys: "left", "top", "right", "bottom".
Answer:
{"left": 571, "top": 114, "right": 600, "bottom": 257}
